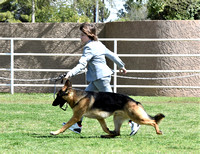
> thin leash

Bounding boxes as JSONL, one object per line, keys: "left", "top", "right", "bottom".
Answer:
{"left": 52, "top": 73, "right": 67, "bottom": 100}
{"left": 52, "top": 73, "right": 69, "bottom": 111}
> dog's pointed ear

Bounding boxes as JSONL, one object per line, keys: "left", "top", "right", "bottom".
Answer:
{"left": 62, "top": 80, "right": 72, "bottom": 91}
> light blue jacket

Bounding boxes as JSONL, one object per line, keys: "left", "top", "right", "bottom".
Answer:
{"left": 70, "top": 41, "right": 125, "bottom": 82}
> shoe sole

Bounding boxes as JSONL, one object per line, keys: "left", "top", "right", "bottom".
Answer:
{"left": 62, "top": 122, "right": 82, "bottom": 134}
{"left": 69, "top": 128, "right": 81, "bottom": 134}
{"left": 130, "top": 125, "right": 141, "bottom": 136}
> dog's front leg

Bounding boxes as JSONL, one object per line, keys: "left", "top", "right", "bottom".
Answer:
{"left": 50, "top": 116, "right": 80, "bottom": 135}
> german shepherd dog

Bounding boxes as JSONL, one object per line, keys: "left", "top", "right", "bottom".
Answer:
{"left": 50, "top": 80, "right": 165, "bottom": 138}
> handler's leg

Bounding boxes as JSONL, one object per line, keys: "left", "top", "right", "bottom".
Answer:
{"left": 93, "top": 76, "right": 112, "bottom": 92}
{"left": 129, "top": 120, "right": 141, "bottom": 136}
{"left": 85, "top": 81, "right": 99, "bottom": 92}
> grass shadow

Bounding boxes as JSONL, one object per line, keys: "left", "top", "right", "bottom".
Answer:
{"left": 29, "top": 133, "right": 102, "bottom": 139}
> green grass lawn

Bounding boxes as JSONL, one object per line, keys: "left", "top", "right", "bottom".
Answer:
{"left": 0, "top": 93, "right": 199, "bottom": 153}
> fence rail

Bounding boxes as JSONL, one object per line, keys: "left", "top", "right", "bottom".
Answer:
{"left": 0, "top": 37, "right": 200, "bottom": 94}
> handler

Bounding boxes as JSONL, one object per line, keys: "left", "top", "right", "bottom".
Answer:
{"left": 63, "top": 22, "right": 140, "bottom": 136}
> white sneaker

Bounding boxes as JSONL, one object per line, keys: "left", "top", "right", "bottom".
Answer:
{"left": 129, "top": 121, "right": 141, "bottom": 136}
{"left": 63, "top": 122, "right": 82, "bottom": 134}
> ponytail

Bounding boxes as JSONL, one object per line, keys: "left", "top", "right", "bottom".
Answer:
{"left": 80, "top": 23, "right": 98, "bottom": 41}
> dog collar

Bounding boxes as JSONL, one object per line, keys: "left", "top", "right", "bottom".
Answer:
{"left": 60, "top": 103, "right": 68, "bottom": 111}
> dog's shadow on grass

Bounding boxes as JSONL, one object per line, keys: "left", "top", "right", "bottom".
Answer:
{"left": 29, "top": 133, "right": 103, "bottom": 139}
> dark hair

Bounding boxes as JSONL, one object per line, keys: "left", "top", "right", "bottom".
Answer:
{"left": 80, "top": 22, "right": 98, "bottom": 41}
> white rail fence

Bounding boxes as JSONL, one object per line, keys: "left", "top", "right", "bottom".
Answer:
{"left": 0, "top": 38, "right": 200, "bottom": 94}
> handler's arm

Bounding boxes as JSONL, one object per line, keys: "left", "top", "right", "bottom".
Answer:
{"left": 105, "top": 48, "right": 127, "bottom": 74}
{"left": 65, "top": 46, "right": 93, "bottom": 79}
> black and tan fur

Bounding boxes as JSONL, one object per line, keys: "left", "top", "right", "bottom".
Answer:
{"left": 50, "top": 80, "right": 165, "bottom": 138}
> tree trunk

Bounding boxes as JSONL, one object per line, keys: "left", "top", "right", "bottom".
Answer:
{"left": 95, "top": 0, "right": 99, "bottom": 23}
{"left": 32, "top": 0, "right": 35, "bottom": 23}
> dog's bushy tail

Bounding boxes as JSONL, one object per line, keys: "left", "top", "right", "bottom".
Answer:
{"left": 153, "top": 113, "right": 165, "bottom": 124}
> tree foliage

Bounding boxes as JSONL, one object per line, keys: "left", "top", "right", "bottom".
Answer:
{"left": 35, "top": 1, "right": 80, "bottom": 22}
{"left": 72, "top": 0, "right": 110, "bottom": 22}
{"left": 1, "top": 0, "right": 199, "bottom": 22}
{"left": 0, "top": 0, "right": 111, "bottom": 23}
{"left": 0, "top": 0, "right": 56, "bottom": 22}
{"left": 147, "top": 0, "right": 200, "bottom": 20}
{"left": 117, "top": 0, "right": 200, "bottom": 21}
{"left": 117, "top": 0, "right": 148, "bottom": 21}
{"left": 0, "top": 0, "right": 32, "bottom": 22}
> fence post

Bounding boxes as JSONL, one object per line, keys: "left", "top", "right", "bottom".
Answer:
{"left": 10, "top": 39, "right": 14, "bottom": 94}
{"left": 113, "top": 40, "right": 117, "bottom": 93}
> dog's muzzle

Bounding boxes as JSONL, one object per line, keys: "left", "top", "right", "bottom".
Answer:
{"left": 52, "top": 95, "right": 68, "bottom": 111}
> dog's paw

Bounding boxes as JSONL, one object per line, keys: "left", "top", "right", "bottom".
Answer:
{"left": 157, "top": 130, "right": 163, "bottom": 135}
{"left": 50, "top": 131, "right": 60, "bottom": 135}
{"left": 109, "top": 130, "right": 118, "bottom": 135}
{"left": 50, "top": 131, "right": 56, "bottom": 135}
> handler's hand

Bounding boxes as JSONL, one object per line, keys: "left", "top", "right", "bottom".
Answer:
{"left": 119, "top": 67, "right": 127, "bottom": 74}
{"left": 63, "top": 72, "right": 71, "bottom": 83}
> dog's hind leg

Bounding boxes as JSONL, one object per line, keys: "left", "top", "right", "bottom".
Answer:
{"left": 97, "top": 119, "right": 113, "bottom": 135}
{"left": 125, "top": 102, "right": 165, "bottom": 135}
{"left": 138, "top": 118, "right": 163, "bottom": 135}
{"left": 148, "top": 113, "right": 165, "bottom": 135}
{"left": 100, "top": 113, "right": 126, "bottom": 138}
{"left": 112, "top": 113, "right": 127, "bottom": 136}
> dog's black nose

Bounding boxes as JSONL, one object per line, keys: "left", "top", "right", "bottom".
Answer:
{"left": 52, "top": 96, "right": 66, "bottom": 107}
{"left": 52, "top": 97, "right": 61, "bottom": 106}
{"left": 52, "top": 100, "right": 59, "bottom": 106}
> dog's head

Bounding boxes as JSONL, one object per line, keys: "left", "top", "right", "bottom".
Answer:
{"left": 52, "top": 80, "right": 72, "bottom": 109}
